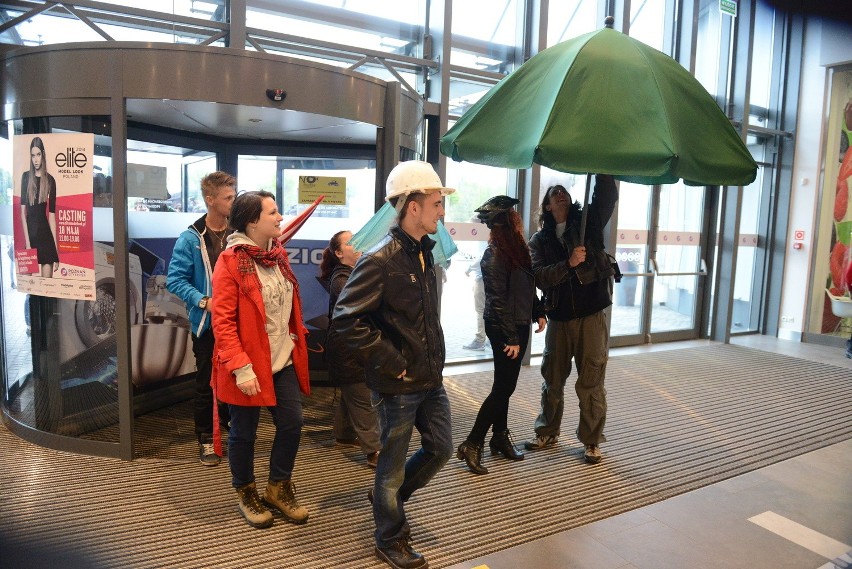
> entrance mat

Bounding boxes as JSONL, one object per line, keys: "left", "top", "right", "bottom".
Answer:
{"left": 1, "top": 345, "right": 850, "bottom": 568}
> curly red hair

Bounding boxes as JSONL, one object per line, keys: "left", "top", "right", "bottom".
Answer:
{"left": 489, "top": 209, "right": 531, "bottom": 271}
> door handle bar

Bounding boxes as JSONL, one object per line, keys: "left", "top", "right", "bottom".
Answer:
{"left": 649, "top": 258, "right": 708, "bottom": 277}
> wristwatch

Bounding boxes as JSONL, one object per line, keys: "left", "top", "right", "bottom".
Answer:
{"left": 198, "top": 296, "right": 209, "bottom": 310}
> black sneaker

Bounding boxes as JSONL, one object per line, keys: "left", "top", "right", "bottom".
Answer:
{"left": 199, "top": 442, "right": 220, "bottom": 466}
{"left": 375, "top": 539, "right": 428, "bottom": 569}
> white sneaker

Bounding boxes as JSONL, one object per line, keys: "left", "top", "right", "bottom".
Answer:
{"left": 523, "top": 434, "right": 559, "bottom": 451}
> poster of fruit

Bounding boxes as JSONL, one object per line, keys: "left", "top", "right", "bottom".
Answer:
{"left": 823, "top": 71, "right": 852, "bottom": 333}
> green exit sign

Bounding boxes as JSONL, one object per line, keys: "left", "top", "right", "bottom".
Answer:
{"left": 720, "top": 0, "right": 737, "bottom": 16}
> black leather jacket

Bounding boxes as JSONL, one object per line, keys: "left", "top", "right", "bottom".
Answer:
{"left": 331, "top": 226, "right": 445, "bottom": 394}
{"left": 481, "top": 246, "right": 545, "bottom": 346}
{"left": 529, "top": 175, "right": 618, "bottom": 321}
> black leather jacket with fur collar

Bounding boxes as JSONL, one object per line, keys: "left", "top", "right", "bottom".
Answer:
{"left": 529, "top": 175, "right": 618, "bottom": 321}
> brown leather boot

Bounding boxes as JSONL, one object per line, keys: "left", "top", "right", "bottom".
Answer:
{"left": 263, "top": 480, "right": 309, "bottom": 524}
{"left": 235, "top": 482, "right": 273, "bottom": 529}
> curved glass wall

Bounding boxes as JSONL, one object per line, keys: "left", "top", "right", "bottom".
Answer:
{"left": 0, "top": 35, "right": 422, "bottom": 456}
{"left": 2, "top": 115, "right": 118, "bottom": 440}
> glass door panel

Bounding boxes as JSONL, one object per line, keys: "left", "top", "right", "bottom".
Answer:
{"left": 731, "top": 167, "right": 765, "bottom": 333}
{"left": 443, "top": 159, "right": 513, "bottom": 362}
{"left": 650, "top": 182, "right": 706, "bottom": 336}
{"left": 613, "top": 183, "right": 652, "bottom": 341}
{"left": 613, "top": 181, "right": 707, "bottom": 346}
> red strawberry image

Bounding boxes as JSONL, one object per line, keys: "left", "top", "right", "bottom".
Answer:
{"left": 829, "top": 241, "right": 848, "bottom": 289}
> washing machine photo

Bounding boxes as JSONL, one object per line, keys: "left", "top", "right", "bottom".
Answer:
{"left": 57, "top": 241, "right": 143, "bottom": 366}
{"left": 130, "top": 273, "right": 194, "bottom": 387}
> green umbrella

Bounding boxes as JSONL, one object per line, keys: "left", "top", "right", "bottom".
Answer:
{"left": 440, "top": 21, "right": 757, "bottom": 188}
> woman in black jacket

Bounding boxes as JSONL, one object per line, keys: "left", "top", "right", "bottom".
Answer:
{"left": 320, "top": 230, "right": 380, "bottom": 468}
{"left": 20, "top": 136, "right": 60, "bottom": 277}
{"left": 457, "top": 196, "right": 547, "bottom": 475}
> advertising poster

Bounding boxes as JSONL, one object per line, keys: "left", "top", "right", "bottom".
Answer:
{"left": 821, "top": 71, "right": 852, "bottom": 334}
{"left": 298, "top": 175, "right": 346, "bottom": 205}
{"left": 13, "top": 133, "right": 95, "bottom": 301}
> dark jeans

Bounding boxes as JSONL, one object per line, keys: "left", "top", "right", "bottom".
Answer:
{"left": 468, "top": 323, "right": 530, "bottom": 444}
{"left": 228, "top": 366, "right": 303, "bottom": 488}
{"left": 371, "top": 386, "right": 453, "bottom": 549}
{"left": 192, "top": 329, "right": 230, "bottom": 443}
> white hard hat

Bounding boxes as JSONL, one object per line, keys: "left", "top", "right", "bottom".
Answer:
{"left": 385, "top": 160, "right": 455, "bottom": 201}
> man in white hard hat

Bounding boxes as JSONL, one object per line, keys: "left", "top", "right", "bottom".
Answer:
{"left": 332, "top": 160, "right": 455, "bottom": 569}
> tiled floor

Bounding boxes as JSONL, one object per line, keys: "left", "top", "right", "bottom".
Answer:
{"left": 446, "top": 336, "right": 852, "bottom": 569}
{"left": 447, "top": 439, "right": 851, "bottom": 569}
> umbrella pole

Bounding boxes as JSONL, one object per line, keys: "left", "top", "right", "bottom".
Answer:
{"left": 578, "top": 173, "right": 592, "bottom": 244}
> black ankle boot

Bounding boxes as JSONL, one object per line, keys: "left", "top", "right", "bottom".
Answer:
{"left": 456, "top": 440, "right": 488, "bottom": 475}
{"left": 489, "top": 429, "right": 524, "bottom": 461}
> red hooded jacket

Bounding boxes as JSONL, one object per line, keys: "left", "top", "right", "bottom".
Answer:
{"left": 210, "top": 246, "right": 310, "bottom": 453}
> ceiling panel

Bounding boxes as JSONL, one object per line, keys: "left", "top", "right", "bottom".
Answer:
{"left": 126, "top": 99, "right": 378, "bottom": 144}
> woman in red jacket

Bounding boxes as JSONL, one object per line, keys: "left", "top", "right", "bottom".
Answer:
{"left": 211, "top": 190, "right": 311, "bottom": 529}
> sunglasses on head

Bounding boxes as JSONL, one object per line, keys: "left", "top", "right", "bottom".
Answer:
{"left": 546, "top": 186, "right": 569, "bottom": 199}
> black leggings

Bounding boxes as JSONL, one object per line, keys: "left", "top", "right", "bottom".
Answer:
{"left": 467, "top": 323, "right": 530, "bottom": 444}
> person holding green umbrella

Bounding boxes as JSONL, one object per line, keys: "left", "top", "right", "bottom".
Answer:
{"left": 524, "top": 175, "right": 617, "bottom": 465}
{"left": 439, "top": 15, "right": 757, "bottom": 465}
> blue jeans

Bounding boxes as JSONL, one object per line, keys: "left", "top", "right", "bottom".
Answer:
{"left": 371, "top": 386, "right": 453, "bottom": 549}
{"left": 228, "top": 366, "right": 303, "bottom": 488}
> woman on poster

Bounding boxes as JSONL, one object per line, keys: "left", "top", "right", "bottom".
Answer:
{"left": 20, "top": 136, "right": 60, "bottom": 277}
